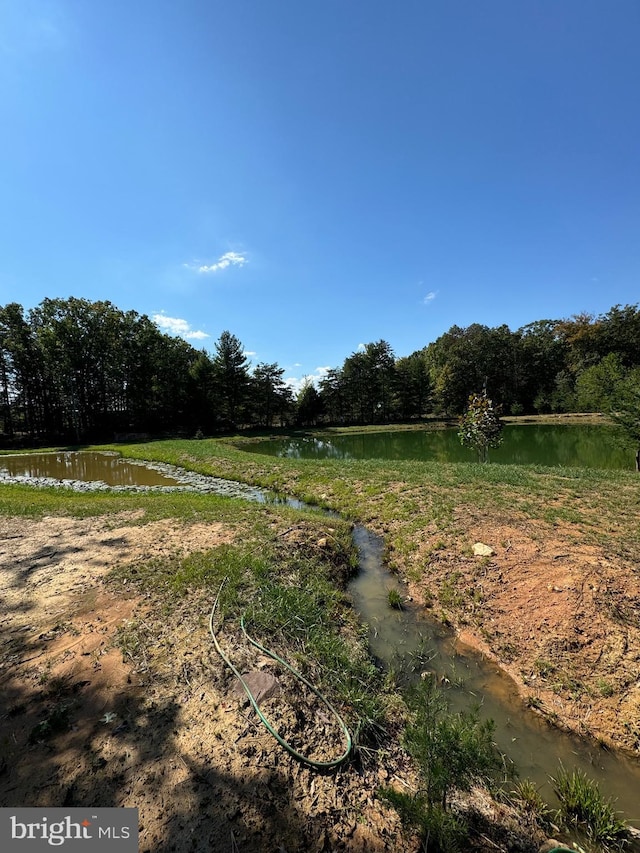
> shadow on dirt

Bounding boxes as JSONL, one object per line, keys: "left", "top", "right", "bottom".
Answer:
{"left": 0, "top": 666, "right": 392, "bottom": 853}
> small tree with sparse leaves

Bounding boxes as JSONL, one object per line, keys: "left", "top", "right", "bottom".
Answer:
{"left": 458, "top": 392, "right": 504, "bottom": 463}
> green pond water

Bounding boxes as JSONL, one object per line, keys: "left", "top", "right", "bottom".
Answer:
{"left": 245, "top": 423, "right": 634, "bottom": 469}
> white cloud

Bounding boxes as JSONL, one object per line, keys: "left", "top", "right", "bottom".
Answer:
{"left": 423, "top": 291, "right": 438, "bottom": 304}
{"left": 194, "top": 251, "right": 247, "bottom": 274}
{"left": 243, "top": 350, "right": 257, "bottom": 357}
{"left": 284, "top": 366, "right": 331, "bottom": 395}
{"left": 357, "top": 343, "right": 366, "bottom": 352}
{"left": 152, "top": 313, "right": 209, "bottom": 341}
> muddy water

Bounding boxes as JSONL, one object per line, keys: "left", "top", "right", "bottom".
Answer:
{"left": 349, "top": 526, "right": 640, "bottom": 824}
{"left": 0, "top": 451, "right": 181, "bottom": 487}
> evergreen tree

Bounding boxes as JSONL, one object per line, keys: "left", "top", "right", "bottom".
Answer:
{"left": 211, "top": 331, "right": 251, "bottom": 428}
{"left": 296, "top": 380, "right": 322, "bottom": 426}
{"left": 251, "top": 362, "right": 292, "bottom": 427}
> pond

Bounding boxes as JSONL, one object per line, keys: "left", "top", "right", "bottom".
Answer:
{"left": 0, "top": 451, "right": 303, "bottom": 503}
{"left": 0, "top": 451, "right": 182, "bottom": 487}
{"left": 244, "top": 424, "right": 633, "bottom": 470}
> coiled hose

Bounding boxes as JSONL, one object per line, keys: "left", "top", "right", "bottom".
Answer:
{"left": 209, "top": 579, "right": 353, "bottom": 769}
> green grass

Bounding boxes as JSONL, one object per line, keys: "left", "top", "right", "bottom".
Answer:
{"left": 92, "top": 436, "right": 640, "bottom": 564}
{"left": 387, "top": 588, "right": 404, "bottom": 609}
{"left": 551, "top": 766, "right": 630, "bottom": 850}
{"left": 510, "top": 779, "right": 554, "bottom": 830}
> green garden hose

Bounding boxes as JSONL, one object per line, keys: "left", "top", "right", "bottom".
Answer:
{"left": 546, "top": 848, "right": 578, "bottom": 853}
{"left": 209, "top": 579, "right": 353, "bottom": 769}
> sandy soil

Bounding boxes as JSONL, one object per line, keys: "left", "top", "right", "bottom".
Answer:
{"left": 0, "top": 512, "right": 426, "bottom": 853}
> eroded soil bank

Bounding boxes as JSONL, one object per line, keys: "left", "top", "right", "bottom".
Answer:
{"left": 392, "top": 506, "right": 640, "bottom": 756}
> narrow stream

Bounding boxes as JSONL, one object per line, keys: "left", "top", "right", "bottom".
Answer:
{"left": 350, "top": 525, "right": 640, "bottom": 825}
{"left": 6, "top": 451, "right": 640, "bottom": 826}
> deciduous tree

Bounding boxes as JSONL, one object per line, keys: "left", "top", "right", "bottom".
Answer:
{"left": 458, "top": 392, "right": 504, "bottom": 463}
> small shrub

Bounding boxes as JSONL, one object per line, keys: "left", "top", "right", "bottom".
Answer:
{"left": 458, "top": 392, "right": 504, "bottom": 463}
{"left": 404, "top": 676, "right": 502, "bottom": 809}
{"left": 380, "top": 790, "right": 467, "bottom": 853}
{"left": 381, "top": 677, "right": 502, "bottom": 851}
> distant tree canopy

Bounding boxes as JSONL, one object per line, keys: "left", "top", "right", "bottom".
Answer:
{"left": 1, "top": 297, "right": 639, "bottom": 445}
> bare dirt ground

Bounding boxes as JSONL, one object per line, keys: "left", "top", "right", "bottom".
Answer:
{"left": 0, "top": 512, "right": 429, "bottom": 853}
{"left": 401, "top": 508, "right": 640, "bottom": 755}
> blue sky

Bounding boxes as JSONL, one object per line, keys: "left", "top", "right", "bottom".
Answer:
{"left": 1, "top": 1, "right": 639, "bottom": 392}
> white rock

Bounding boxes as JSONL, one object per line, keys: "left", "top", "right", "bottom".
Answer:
{"left": 473, "top": 542, "right": 494, "bottom": 557}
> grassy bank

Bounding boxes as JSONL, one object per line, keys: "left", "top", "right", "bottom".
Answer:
{"left": 3, "top": 436, "right": 638, "bottom": 848}
{"left": 100, "top": 434, "right": 640, "bottom": 566}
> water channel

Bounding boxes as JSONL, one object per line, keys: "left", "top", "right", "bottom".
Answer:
{"left": 4, "top": 451, "right": 640, "bottom": 828}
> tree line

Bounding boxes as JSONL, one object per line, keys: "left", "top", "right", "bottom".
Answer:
{"left": 0, "top": 298, "right": 292, "bottom": 443}
{"left": 1, "top": 297, "right": 639, "bottom": 444}
{"left": 308, "top": 304, "right": 640, "bottom": 426}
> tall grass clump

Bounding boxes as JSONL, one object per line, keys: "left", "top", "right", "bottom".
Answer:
{"left": 243, "top": 575, "right": 385, "bottom": 742}
{"left": 551, "top": 766, "right": 630, "bottom": 850}
{"left": 510, "top": 778, "right": 554, "bottom": 830}
{"left": 381, "top": 675, "right": 503, "bottom": 852}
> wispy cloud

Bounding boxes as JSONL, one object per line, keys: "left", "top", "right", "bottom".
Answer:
{"left": 284, "top": 366, "right": 331, "bottom": 395}
{"left": 423, "top": 291, "right": 438, "bottom": 305}
{"left": 153, "top": 313, "right": 209, "bottom": 341}
{"left": 187, "top": 251, "right": 247, "bottom": 274}
{"left": 243, "top": 350, "right": 257, "bottom": 357}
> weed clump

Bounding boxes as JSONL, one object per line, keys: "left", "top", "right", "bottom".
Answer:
{"left": 551, "top": 766, "right": 630, "bottom": 850}
{"left": 387, "top": 588, "right": 404, "bottom": 610}
{"left": 511, "top": 778, "right": 554, "bottom": 830}
{"left": 28, "top": 704, "right": 72, "bottom": 743}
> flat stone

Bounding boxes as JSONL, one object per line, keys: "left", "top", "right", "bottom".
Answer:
{"left": 231, "top": 670, "right": 281, "bottom": 704}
